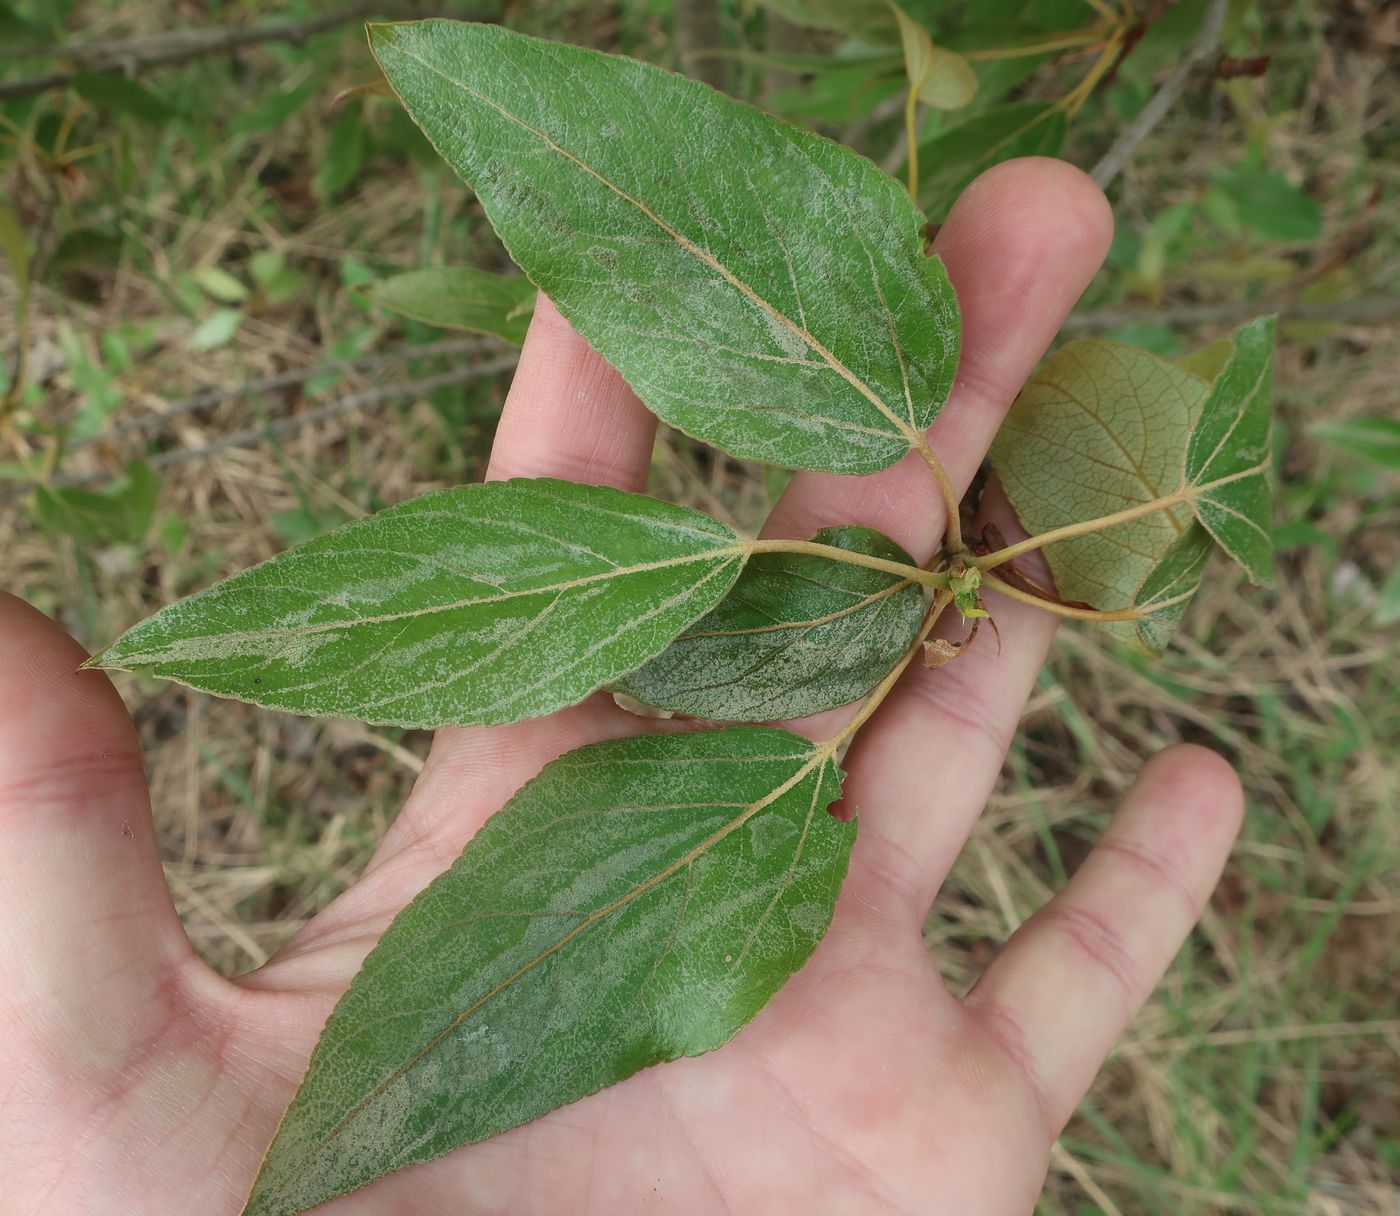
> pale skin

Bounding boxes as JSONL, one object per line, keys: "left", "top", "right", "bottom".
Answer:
{"left": 1, "top": 160, "right": 1243, "bottom": 1215}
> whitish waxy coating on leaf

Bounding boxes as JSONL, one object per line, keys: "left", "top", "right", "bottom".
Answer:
{"left": 242, "top": 727, "right": 853, "bottom": 1216}
{"left": 369, "top": 20, "right": 961, "bottom": 475}
{"left": 989, "top": 318, "right": 1274, "bottom": 653}
{"left": 616, "top": 525, "right": 925, "bottom": 720}
{"left": 93, "top": 478, "right": 745, "bottom": 726}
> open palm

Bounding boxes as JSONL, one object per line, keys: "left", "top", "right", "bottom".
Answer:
{"left": 3, "top": 161, "right": 1242, "bottom": 1216}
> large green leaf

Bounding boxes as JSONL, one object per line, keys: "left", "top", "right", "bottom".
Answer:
{"left": 360, "top": 266, "right": 536, "bottom": 344}
{"left": 369, "top": 20, "right": 960, "bottom": 475}
{"left": 615, "top": 525, "right": 924, "bottom": 721}
{"left": 989, "top": 319, "right": 1274, "bottom": 652}
{"left": 244, "top": 727, "right": 853, "bottom": 1216}
{"left": 91, "top": 478, "right": 745, "bottom": 726}
{"left": 1184, "top": 315, "right": 1275, "bottom": 586}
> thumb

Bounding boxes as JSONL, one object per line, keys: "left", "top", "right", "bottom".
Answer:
{"left": 0, "top": 592, "right": 208, "bottom": 1073}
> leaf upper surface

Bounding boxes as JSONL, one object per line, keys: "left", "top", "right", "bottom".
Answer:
{"left": 93, "top": 478, "right": 744, "bottom": 726}
{"left": 369, "top": 20, "right": 961, "bottom": 475}
{"left": 243, "top": 726, "right": 852, "bottom": 1216}
{"left": 1184, "top": 316, "right": 1276, "bottom": 586}
{"left": 615, "top": 525, "right": 923, "bottom": 720}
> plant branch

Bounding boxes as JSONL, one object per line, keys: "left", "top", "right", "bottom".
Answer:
{"left": 971, "top": 489, "right": 1189, "bottom": 572}
{"left": 1089, "top": 0, "right": 1228, "bottom": 188}
{"left": 912, "top": 438, "right": 965, "bottom": 554}
{"left": 745, "top": 538, "right": 949, "bottom": 589}
{"left": 981, "top": 571, "right": 1154, "bottom": 621}
{"left": 0, "top": 5, "right": 479, "bottom": 102}
{"left": 1063, "top": 294, "right": 1400, "bottom": 331}
{"left": 821, "top": 589, "right": 952, "bottom": 755}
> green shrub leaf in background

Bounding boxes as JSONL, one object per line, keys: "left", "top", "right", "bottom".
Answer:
{"left": 616, "top": 525, "right": 925, "bottom": 721}
{"left": 369, "top": 20, "right": 961, "bottom": 475}
{"left": 989, "top": 318, "right": 1275, "bottom": 651}
{"left": 360, "top": 265, "right": 537, "bottom": 344}
{"left": 92, "top": 478, "right": 747, "bottom": 726}
{"left": 1309, "top": 415, "right": 1400, "bottom": 472}
{"left": 32, "top": 460, "right": 159, "bottom": 545}
{"left": 914, "top": 101, "right": 1067, "bottom": 218}
{"left": 244, "top": 726, "right": 852, "bottom": 1216}
{"left": 71, "top": 71, "right": 180, "bottom": 123}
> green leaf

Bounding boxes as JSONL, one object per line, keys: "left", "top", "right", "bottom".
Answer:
{"left": 359, "top": 266, "right": 536, "bottom": 344}
{"left": 71, "top": 71, "right": 180, "bottom": 123}
{"left": 914, "top": 101, "right": 1067, "bottom": 220}
{"left": 188, "top": 307, "right": 243, "bottom": 351}
{"left": 615, "top": 525, "right": 923, "bottom": 721}
{"left": 990, "top": 319, "right": 1275, "bottom": 651}
{"left": 891, "top": 4, "right": 978, "bottom": 111}
{"left": 31, "top": 460, "right": 158, "bottom": 545}
{"left": 1309, "top": 415, "right": 1400, "bottom": 472}
{"left": 314, "top": 108, "right": 367, "bottom": 201}
{"left": 92, "top": 478, "right": 747, "bottom": 728}
{"left": 369, "top": 20, "right": 960, "bottom": 476}
{"left": 1184, "top": 316, "right": 1275, "bottom": 586}
{"left": 759, "top": 0, "right": 902, "bottom": 39}
{"left": 244, "top": 726, "right": 852, "bottom": 1216}
{"left": 1127, "top": 523, "right": 1215, "bottom": 654}
{"left": 231, "top": 79, "right": 321, "bottom": 135}
{"left": 1210, "top": 166, "right": 1321, "bottom": 243}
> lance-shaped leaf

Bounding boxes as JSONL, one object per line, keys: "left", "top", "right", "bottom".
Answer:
{"left": 243, "top": 726, "right": 853, "bottom": 1216}
{"left": 615, "top": 525, "right": 924, "bottom": 721}
{"left": 91, "top": 478, "right": 745, "bottom": 726}
{"left": 913, "top": 102, "right": 1067, "bottom": 219}
{"left": 369, "top": 20, "right": 961, "bottom": 476}
{"left": 1184, "top": 315, "right": 1276, "bottom": 586}
{"left": 359, "top": 265, "right": 536, "bottom": 344}
{"left": 989, "top": 319, "right": 1275, "bottom": 652}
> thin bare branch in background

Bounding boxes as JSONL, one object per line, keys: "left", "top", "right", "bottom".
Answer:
{"left": 1089, "top": 0, "right": 1229, "bottom": 188}
{"left": 0, "top": 4, "right": 488, "bottom": 101}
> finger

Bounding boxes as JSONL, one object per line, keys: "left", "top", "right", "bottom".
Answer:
{"left": 963, "top": 745, "right": 1244, "bottom": 1134}
{"left": 762, "top": 157, "right": 1113, "bottom": 559}
{"left": 0, "top": 593, "right": 204, "bottom": 1052}
{"left": 485, "top": 293, "right": 658, "bottom": 492}
{"left": 836, "top": 477, "right": 1057, "bottom": 913}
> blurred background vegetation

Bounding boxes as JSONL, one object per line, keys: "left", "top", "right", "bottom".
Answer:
{"left": 1, "top": 1, "right": 1396, "bottom": 1212}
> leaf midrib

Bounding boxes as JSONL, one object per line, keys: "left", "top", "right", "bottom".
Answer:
{"left": 103, "top": 545, "right": 747, "bottom": 662}
{"left": 260, "top": 744, "right": 835, "bottom": 1199}
{"left": 373, "top": 34, "right": 923, "bottom": 451}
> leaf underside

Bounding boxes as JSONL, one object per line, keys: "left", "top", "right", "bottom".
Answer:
{"left": 615, "top": 525, "right": 924, "bottom": 721}
{"left": 369, "top": 20, "right": 961, "bottom": 475}
{"left": 990, "top": 319, "right": 1274, "bottom": 652}
{"left": 243, "top": 726, "right": 852, "bottom": 1216}
{"left": 361, "top": 265, "right": 537, "bottom": 344}
{"left": 92, "top": 478, "right": 744, "bottom": 727}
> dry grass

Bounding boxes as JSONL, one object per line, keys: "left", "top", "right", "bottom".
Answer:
{"left": 1, "top": 1, "right": 1396, "bottom": 1212}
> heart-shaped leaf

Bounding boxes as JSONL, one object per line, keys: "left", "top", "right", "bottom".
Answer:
{"left": 359, "top": 266, "right": 536, "bottom": 344}
{"left": 615, "top": 525, "right": 924, "bottom": 720}
{"left": 91, "top": 478, "right": 745, "bottom": 726}
{"left": 369, "top": 20, "right": 960, "bottom": 475}
{"left": 989, "top": 318, "right": 1275, "bottom": 651}
{"left": 243, "top": 726, "right": 853, "bottom": 1216}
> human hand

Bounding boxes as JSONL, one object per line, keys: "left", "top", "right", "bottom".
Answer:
{"left": 1, "top": 159, "right": 1243, "bottom": 1215}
